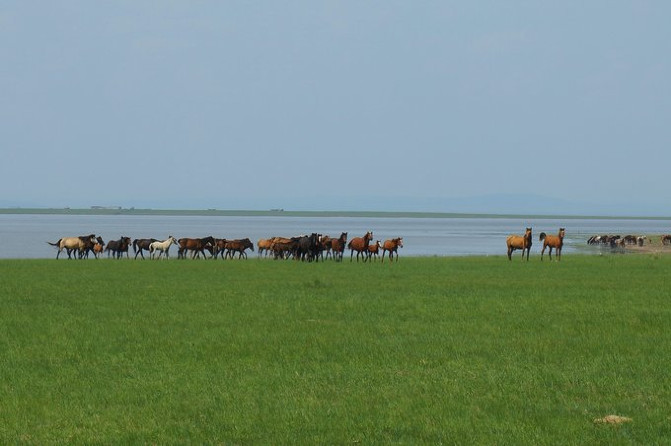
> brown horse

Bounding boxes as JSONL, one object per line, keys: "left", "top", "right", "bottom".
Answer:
{"left": 540, "top": 228, "right": 565, "bottom": 261}
{"left": 366, "top": 240, "right": 381, "bottom": 262}
{"left": 661, "top": 235, "right": 671, "bottom": 245}
{"left": 177, "top": 236, "right": 215, "bottom": 259}
{"left": 47, "top": 234, "right": 97, "bottom": 259}
{"left": 381, "top": 237, "right": 403, "bottom": 263}
{"left": 329, "top": 232, "right": 347, "bottom": 262}
{"left": 348, "top": 231, "right": 373, "bottom": 262}
{"left": 224, "top": 238, "right": 254, "bottom": 259}
{"left": 506, "top": 227, "right": 532, "bottom": 261}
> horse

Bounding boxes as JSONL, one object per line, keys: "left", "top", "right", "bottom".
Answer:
{"left": 105, "top": 236, "right": 132, "bottom": 259}
{"left": 366, "top": 240, "right": 381, "bottom": 262}
{"left": 149, "top": 236, "right": 178, "bottom": 259}
{"left": 329, "top": 232, "right": 347, "bottom": 262}
{"left": 177, "top": 236, "right": 215, "bottom": 259}
{"left": 133, "top": 238, "right": 158, "bottom": 259}
{"left": 540, "top": 228, "right": 565, "bottom": 261}
{"left": 381, "top": 237, "right": 403, "bottom": 263}
{"left": 257, "top": 238, "right": 274, "bottom": 257}
{"left": 506, "top": 227, "right": 532, "bottom": 261}
{"left": 661, "top": 235, "right": 671, "bottom": 245}
{"left": 87, "top": 236, "right": 105, "bottom": 259}
{"left": 79, "top": 235, "right": 103, "bottom": 259}
{"left": 224, "top": 238, "right": 255, "bottom": 259}
{"left": 348, "top": 231, "right": 373, "bottom": 262}
{"left": 47, "top": 234, "right": 97, "bottom": 259}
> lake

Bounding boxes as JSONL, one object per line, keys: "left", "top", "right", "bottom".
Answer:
{"left": 2, "top": 213, "right": 671, "bottom": 259}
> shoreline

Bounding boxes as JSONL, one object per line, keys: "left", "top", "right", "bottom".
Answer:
{"left": 3, "top": 207, "right": 671, "bottom": 220}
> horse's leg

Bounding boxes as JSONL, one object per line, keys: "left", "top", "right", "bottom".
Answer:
{"left": 507, "top": 246, "right": 512, "bottom": 261}
{"left": 541, "top": 244, "right": 545, "bottom": 261}
{"left": 548, "top": 246, "right": 553, "bottom": 261}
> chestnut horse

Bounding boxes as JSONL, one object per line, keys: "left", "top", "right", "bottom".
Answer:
{"left": 540, "top": 228, "right": 565, "bottom": 261}
{"left": 381, "top": 237, "right": 403, "bottom": 263}
{"left": 506, "top": 227, "right": 532, "bottom": 261}
{"left": 366, "top": 240, "right": 381, "bottom": 262}
{"left": 257, "top": 238, "right": 274, "bottom": 257}
{"left": 348, "top": 231, "right": 373, "bottom": 262}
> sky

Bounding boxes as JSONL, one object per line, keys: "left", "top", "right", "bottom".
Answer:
{"left": 2, "top": 2, "right": 671, "bottom": 215}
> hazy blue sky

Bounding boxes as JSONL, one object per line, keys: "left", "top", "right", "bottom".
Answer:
{"left": 2, "top": 2, "right": 670, "bottom": 214}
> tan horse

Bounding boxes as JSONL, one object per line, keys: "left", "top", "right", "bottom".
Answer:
{"left": 506, "top": 227, "right": 532, "bottom": 261}
{"left": 257, "top": 238, "right": 274, "bottom": 257}
{"left": 348, "top": 231, "right": 373, "bottom": 262}
{"left": 47, "top": 234, "right": 97, "bottom": 259}
{"left": 381, "top": 237, "right": 403, "bottom": 263}
{"left": 540, "top": 228, "right": 565, "bottom": 261}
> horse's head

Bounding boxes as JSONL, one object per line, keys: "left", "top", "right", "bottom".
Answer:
{"left": 169, "top": 236, "right": 178, "bottom": 245}
{"left": 559, "top": 228, "right": 566, "bottom": 238}
{"left": 397, "top": 237, "right": 404, "bottom": 248}
{"left": 366, "top": 231, "right": 373, "bottom": 241}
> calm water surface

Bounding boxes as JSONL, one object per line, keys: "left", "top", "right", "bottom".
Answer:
{"left": 2, "top": 214, "right": 671, "bottom": 259}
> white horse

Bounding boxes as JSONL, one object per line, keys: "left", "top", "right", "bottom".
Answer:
{"left": 149, "top": 236, "right": 178, "bottom": 259}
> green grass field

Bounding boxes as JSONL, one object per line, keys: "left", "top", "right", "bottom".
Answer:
{"left": 1, "top": 255, "right": 670, "bottom": 444}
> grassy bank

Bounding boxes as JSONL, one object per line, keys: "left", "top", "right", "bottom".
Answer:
{"left": 1, "top": 256, "right": 670, "bottom": 443}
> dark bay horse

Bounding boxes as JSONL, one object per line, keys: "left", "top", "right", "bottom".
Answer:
{"left": 133, "top": 238, "right": 158, "bottom": 259}
{"left": 506, "top": 227, "right": 532, "bottom": 261}
{"left": 348, "top": 231, "right": 373, "bottom": 262}
{"left": 540, "top": 228, "right": 565, "bottom": 261}
{"left": 381, "top": 237, "right": 403, "bottom": 263}
{"left": 105, "top": 236, "right": 132, "bottom": 259}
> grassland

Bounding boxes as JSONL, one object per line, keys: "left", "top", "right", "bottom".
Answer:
{"left": 1, "top": 255, "right": 670, "bottom": 444}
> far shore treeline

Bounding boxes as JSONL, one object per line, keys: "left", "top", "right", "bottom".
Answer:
{"left": 3, "top": 207, "right": 671, "bottom": 220}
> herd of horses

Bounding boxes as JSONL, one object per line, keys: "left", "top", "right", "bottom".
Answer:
{"left": 506, "top": 227, "right": 566, "bottom": 261}
{"left": 586, "top": 234, "right": 649, "bottom": 247}
{"left": 47, "top": 231, "right": 405, "bottom": 263}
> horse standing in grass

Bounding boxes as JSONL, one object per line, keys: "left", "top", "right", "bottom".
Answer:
{"left": 133, "top": 238, "right": 157, "bottom": 259}
{"left": 381, "top": 237, "right": 403, "bottom": 263}
{"left": 106, "top": 236, "right": 132, "bottom": 259}
{"left": 150, "top": 236, "right": 178, "bottom": 259}
{"left": 329, "top": 232, "right": 347, "bottom": 262}
{"left": 47, "top": 234, "right": 97, "bottom": 259}
{"left": 540, "top": 228, "right": 565, "bottom": 261}
{"left": 506, "top": 227, "right": 533, "bottom": 261}
{"left": 366, "top": 240, "right": 381, "bottom": 262}
{"left": 348, "top": 231, "right": 373, "bottom": 262}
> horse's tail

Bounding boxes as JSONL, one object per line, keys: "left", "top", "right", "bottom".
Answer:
{"left": 47, "top": 239, "right": 61, "bottom": 247}
{"left": 132, "top": 239, "right": 138, "bottom": 253}
{"left": 539, "top": 232, "right": 547, "bottom": 241}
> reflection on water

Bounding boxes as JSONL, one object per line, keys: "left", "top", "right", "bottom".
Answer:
{"left": 1, "top": 214, "right": 670, "bottom": 259}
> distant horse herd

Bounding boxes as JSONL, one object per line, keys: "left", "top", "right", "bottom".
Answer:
{"left": 47, "top": 231, "right": 404, "bottom": 263}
